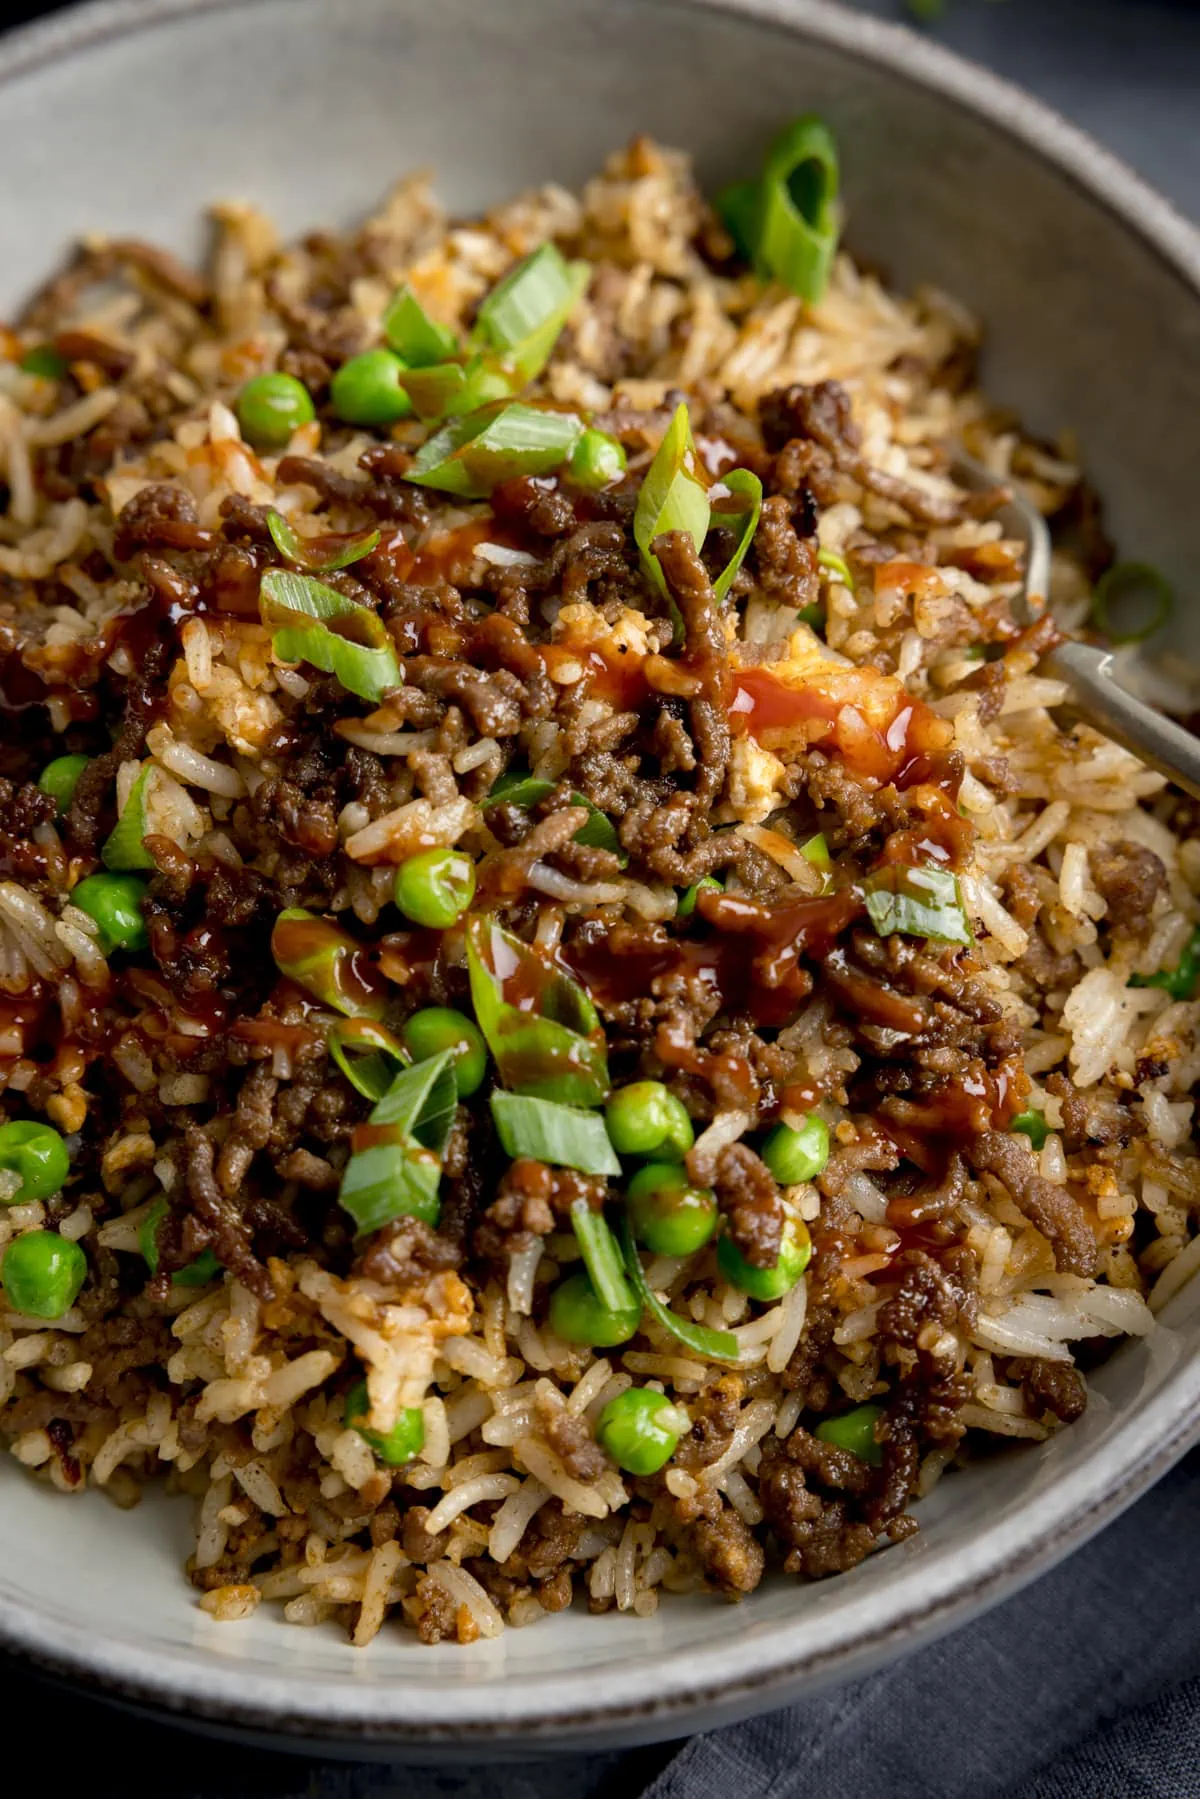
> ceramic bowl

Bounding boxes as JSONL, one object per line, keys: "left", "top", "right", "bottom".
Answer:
{"left": 3, "top": 0, "right": 1200, "bottom": 1757}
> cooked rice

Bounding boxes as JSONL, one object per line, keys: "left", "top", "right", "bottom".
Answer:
{"left": 1, "top": 137, "right": 1198, "bottom": 1648}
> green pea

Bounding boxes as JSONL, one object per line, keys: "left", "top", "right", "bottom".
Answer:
{"left": 70, "top": 872, "right": 148, "bottom": 955}
{"left": 138, "top": 1196, "right": 221, "bottom": 1287}
{"left": 0, "top": 1121, "right": 70, "bottom": 1206}
{"left": 568, "top": 428, "right": 627, "bottom": 492}
{"left": 626, "top": 1162, "right": 718, "bottom": 1258}
{"left": 2, "top": 1230, "right": 87, "bottom": 1320}
{"left": 1011, "top": 1109, "right": 1049, "bottom": 1151}
{"left": 345, "top": 1378, "right": 425, "bottom": 1465}
{"left": 596, "top": 1387, "right": 689, "bottom": 1476}
{"left": 717, "top": 1216, "right": 811, "bottom": 1301}
{"left": 678, "top": 874, "right": 721, "bottom": 918}
{"left": 815, "top": 1403, "right": 885, "bottom": 1467}
{"left": 37, "top": 753, "right": 89, "bottom": 815}
{"left": 394, "top": 847, "right": 476, "bottom": 929}
{"left": 330, "top": 348, "right": 415, "bottom": 427}
{"left": 20, "top": 345, "right": 67, "bottom": 380}
{"left": 605, "top": 1081, "right": 694, "bottom": 1161}
{"left": 761, "top": 1116, "right": 830, "bottom": 1186}
{"left": 549, "top": 1270, "right": 641, "bottom": 1348}
{"left": 399, "top": 1007, "right": 487, "bottom": 1098}
{"left": 235, "top": 372, "right": 315, "bottom": 448}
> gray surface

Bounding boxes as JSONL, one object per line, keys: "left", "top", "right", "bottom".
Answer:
{"left": 2, "top": 0, "right": 1199, "bottom": 1791}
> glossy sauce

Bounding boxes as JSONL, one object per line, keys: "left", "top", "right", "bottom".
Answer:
{"left": 566, "top": 890, "right": 860, "bottom": 1033}
{"left": 541, "top": 640, "right": 651, "bottom": 712}
{"left": 270, "top": 914, "right": 385, "bottom": 1015}
{"left": 728, "top": 665, "right": 956, "bottom": 789}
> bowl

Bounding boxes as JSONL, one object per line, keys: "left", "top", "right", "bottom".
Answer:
{"left": 3, "top": 0, "right": 1200, "bottom": 1758}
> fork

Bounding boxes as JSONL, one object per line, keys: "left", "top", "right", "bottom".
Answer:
{"left": 952, "top": 454, "right": 1200, "bottom": 802}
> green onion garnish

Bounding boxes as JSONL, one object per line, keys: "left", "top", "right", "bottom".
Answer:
{"left": 327, "top": 1017, "right": 410, "bottom": 1101}
{"left": 271, "top": 906, "right": 386, "bottom": 1018}
{"left": 485, "top": 773, "right": 623, "bottom": 860}
{"left": 20, "top": 345, "right": 68, "bottom": 380}
{"left": 101, "top": 765, "right": 155, "bottom": 871}
{"left": 1090, "top": 562, "right": 1173, "bottom": 644}
{"left": 678, "top": 874, "right": 722, "bottom": 917}
{"left": 718, "top": 115, "right": 840, "bottom": 304}
{"left": 471, "top": 243, "right": 590, "bottom": 386}
{"left": 266, "top": 509, "right": 380, "bottom": 573}
{"left": 634, "top": 402, "right": 711, "bottom": 599}
{"left": 814, "top": 1403, "right": 884, "bottom": 1465}
{"left": 715, "top": 180, "right": 761, "bottom": 263}
{"left": 618, "top": 1215, "right": 740, "bottom": 1363}
{"left": 712, "top": 468, "right": 763, "bottom": 603}
{"left": 405, "top": 401, "right": 585, "bottom": 498}
{"left": 260, "top": 569, "right": 402, "bottom": 702}
{"left": 817, "top": 547, "right": 854, "bottom": 590}
{"left": 466, "top": 915, "right": 609, "bottom": 1106}
{"left": 1011, "top": 1109, "right": 1050, "bottom": 1150}
{"left": 1130, "top": 924, "right": 1200, "bottom": 1001}
{"left": 490, "top": 1092, "right": 620, "bottom": 1176}
{"left": 398, "top": 356, "right": 513, "bottom": 422}
{"left": 138, "top": 1197, "right": 221, "bottom": 1287}
{"left": 383, "top": 286, "right": 460, "bottom": 368}
{"left": 338, "top": 1048, "right": 458, "bottom": 1234}
{"left": 864, "top": 863, "right": 972, "bottom": 947}
{"left": 571, "top": 1198, "right": 637, "bottom": 1312}
{"left": 801, "top": 832, "right": 833, "bottom": 891}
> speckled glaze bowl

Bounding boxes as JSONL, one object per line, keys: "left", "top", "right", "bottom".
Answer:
{"left": 3, "top": 0, "right": 1200, "bottom": 1758}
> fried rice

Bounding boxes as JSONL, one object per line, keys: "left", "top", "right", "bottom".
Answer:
{"left": 0, "top": 136, "right": 1197, "bottom": 1647}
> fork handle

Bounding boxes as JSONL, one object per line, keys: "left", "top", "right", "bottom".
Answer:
{"left": 1046, "top": 641, "right": 1200, "bottom": 801}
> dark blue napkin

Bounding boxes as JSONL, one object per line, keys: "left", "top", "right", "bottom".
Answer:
{"left": 644, "top": 1450, "right": 1200, "bottom": 1799}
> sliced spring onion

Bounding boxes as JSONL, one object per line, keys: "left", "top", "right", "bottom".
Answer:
{"left": 757, "top": 115, "right": 840, "bottom": 302}
{"left": 327, "top": 1018, "right": 410, "bottom": 1101}
{"left": 383, "top": 286, "right": 460, "bottom": 368}
{"left": 484, "top": 773, "right": 623, "bottom": 860}
{"left": 20, "top": 344, "right": 68, "bottom": 380}
{"left": 801, "top": 832, "right": 833, "bottom": 892}
{"left": 817, "top": 547, "right": 854, "bottom": 590}
{"left": 864, "top": 863, "right": 972, "bottom": 948}
{"left": 260, "top": 569, "right": 402, "bottom": 703}
{"left": 490, "top": 1091, "right": 620, "bottom": 1176}
{"left": 634, "top": 402, "right": 711, "bottom": 599}
{"left": 398, "top": 356, "right": 513, "bottom": 422}
{"left": 1011, "top": 1109, "right": 1050, "bottom": 1150}
{"left": 271, "top": 906, "right": 386, "bottom": 1018}
{"left": 338, "top": 1048, "right": 458, "bottom": 1235}
{"left": 472, "top": 243, "right": 590, "bottom": 386}
{"left": 406, "top": 402, "right": 585, "bottom": 498}
{"left": 1130, "top": 924, "right": 1200, "bottom": 1001}
{"left": 711, "top": 468, "right": 763, "bottom": 603}
{"left": 678, "top": 873, "right": 722, "bottom": 917}
{"left": 570, "top": 1198, "right": 636, "bottom": 1312}
{"left": 371, "top": 1045, "right": 458, "bottom": 1155}
{"left": 715, "top": 179, "right": 761, "bottom": 262}
{"left": 466, "top": 915, "right": 609, "bottom": 1106}
{"left": 797, "top": 603, "right": 825, "bottom": 630}
{"left": 266, "top": 509, "right": 380, "bottom": 573}
{"left": 1090, "top": 561, "right": 1173, "bottom": 644}
{"left": 618, "top": 1215, "right": 740, "bottom": 1363}
{"left": 101, "top": 765, "right": 154, "bottom": 871}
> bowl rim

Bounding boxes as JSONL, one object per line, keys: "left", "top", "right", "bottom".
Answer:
{"left": 3, "top": 0, "right": 1200, "bottom": 1747}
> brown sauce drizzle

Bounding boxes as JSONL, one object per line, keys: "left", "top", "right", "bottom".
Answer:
{"left": 270, "top": 914, "right": 385, "bottom": 1015}
{"left": 728, "top": 665, "right": 955, "bottom": 788}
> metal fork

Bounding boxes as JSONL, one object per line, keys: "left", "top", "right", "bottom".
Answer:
{"left": 952, "top": 454, "right": 1200, "bottom": 801}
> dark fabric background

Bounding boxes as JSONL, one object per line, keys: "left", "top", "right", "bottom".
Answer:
{"left": 3, "top": 2, "right": 1199, "bottom": 1795}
